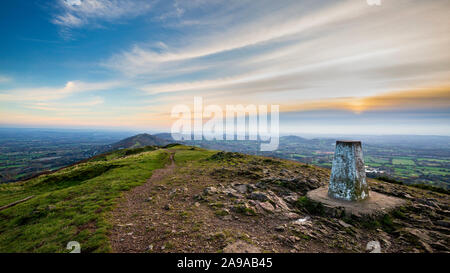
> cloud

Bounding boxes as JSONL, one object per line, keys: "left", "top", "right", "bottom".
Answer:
{"left": 105, "top": 0, "right": 450, "bottom": 106}
{"left": 52, "top": 0, "right": 154, "bottom": 29}
{"left": 0, "top": 80, "right": 122, "bottom": 102}
{"left": 53, "top": 12, "right": 83, "bottom": 27}
{"left": 105, "top": 0, "right": 365, "bottom": 75}
{"left": 25, "top": 96, "right": 105, "bottom": 111}
{"left": 157, "top": 0, "right": 185, "bottom": 20}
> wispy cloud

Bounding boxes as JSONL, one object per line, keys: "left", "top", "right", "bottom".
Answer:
{"left": 52, "top": 0, "right": 154, "bottom": 31}
{"left": 105, "top": 0, "right": 365, "bottom": 75}
{"left": 106, "top": 0, "right": 450, "bottom": 105}
{"left": 25, "top": 96, "right": 105, "bottom": 111}
{"left": 0, "top": 80, "right": 122, "bottom": 102}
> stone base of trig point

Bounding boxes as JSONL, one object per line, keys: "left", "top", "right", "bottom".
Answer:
{"left": 307, "top": 187, "right": 406, "bottom": 218}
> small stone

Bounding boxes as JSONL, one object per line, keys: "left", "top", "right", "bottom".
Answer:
{"left": 338, "top": 220, "right": 352, "bottom": 228}
{"left": 222, "top": 187, "right": 241, "bottom": 198}
{"left": 226, "top": 191, "right": 242, "bottom": 198}
{"left": 292, "top": 217, "right": 310, "bottom": 225}
{"left": 203, "top": 187, "right": 218, "bottom": 195}
{"left": 194, "top": 202, "right": 200, "bottom": 207}
{"left": 233, "top": 183, "right": 248, "bottom": 194}
{"left": 275, "top": 225, "right": 285, "bottom": 232}
{"left": 267, "top": 192, "right": 290, "bottom": 211}
{"left": 249, "top": 191, "right": 269, "bottom": 201}
{"left": 283, "top": 212, "right": 301, "bottom": 220}
{"left": 147, "top": 244, "right": 153, "bottom": 251}
{"left": 283, "top": 194, "right": 299, "bottom": 204}
{"left": 257, "top": 201, "right": 275, "bottom": 212}
{"left": 402, "top": 193, "right": 414, "bottom": 199}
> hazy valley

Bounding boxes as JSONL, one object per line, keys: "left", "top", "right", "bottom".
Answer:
{"left": 1, "top": 129, "right": 448, "bottom": 190}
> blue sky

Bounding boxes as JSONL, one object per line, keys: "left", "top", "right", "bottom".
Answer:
{"left": 0, "top": 0, "right": 449, "bottom": 135}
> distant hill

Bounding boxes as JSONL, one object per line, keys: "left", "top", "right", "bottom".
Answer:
{"left": 280, "top": 135, "right": 308, "bottom": 142}
{"left": 153, "top": 132, "right": 175, "bottom": 141}
{"left": 111, "top": 133, "right": 172, "bottom": 150}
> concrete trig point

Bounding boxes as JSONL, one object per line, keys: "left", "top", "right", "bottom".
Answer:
{"left": 328, "top": 140, "right": 369, "bottom": 201}
{"left": 307, "top": 140, "right": 405, "bottom": 217}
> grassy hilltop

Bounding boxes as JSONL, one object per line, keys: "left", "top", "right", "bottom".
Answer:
{"left": 0, "top": 145, "right": 449, "bottom": 253}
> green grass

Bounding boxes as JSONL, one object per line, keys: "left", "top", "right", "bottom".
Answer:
{"left": 173, "top": 146, "right": 217, "bottom": 164}
{"left": 0, "top": 164, "right": 26, "bottom": 169}
{"left": 392, "top": 158, "right": 415, "bottom": 165}
{"left": 365, "top": 156, "right": 390, "bottom": 164}
{"left": 90, "top": 146, "right": 158, "bottom": 162}
{"left": 294, "top": 196, "right": 324, "bottom": 215}
{"left": 0, "top": 148, "right": 170, "bottom": 253}
{"left": 417, "top": 158, "right": 449, "bottom": 163}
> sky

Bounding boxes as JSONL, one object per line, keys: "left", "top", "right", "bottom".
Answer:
{"left": 0, "top": 0, "right": 449, "bottom": 135}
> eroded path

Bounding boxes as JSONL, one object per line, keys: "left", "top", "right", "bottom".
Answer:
{"left": 107, "top": 148, "right": 327, "bottom": 253}
{"left": 109, "top": 151, "right": 176, "bottom": 252}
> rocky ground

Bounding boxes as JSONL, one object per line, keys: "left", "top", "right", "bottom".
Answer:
{"left": 108, "top": 147, "right": 450, "bottom": 253}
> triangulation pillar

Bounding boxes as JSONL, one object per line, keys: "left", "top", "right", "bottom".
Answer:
{"left": 328, "top": 140, "right": 369, "bottom": 201}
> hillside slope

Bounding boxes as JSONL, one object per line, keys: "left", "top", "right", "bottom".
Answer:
{"left": 111, "top": 133, "right": 171, "bottom": 150}
{"left": 0, "top": 145, "right": 448, "bottom": 253}
{"left": 0, "top": 147, "right": 170, "bottom": 252}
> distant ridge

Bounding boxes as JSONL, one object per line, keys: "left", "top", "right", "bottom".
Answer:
{"left": 153, "top": 132, "right": 175, "bottom": 141}
{"left": 111, "top": 133, "right": 171, "bottom": 150}
{"left": 281, "top": 135, "right": 307, "bottom": 142}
